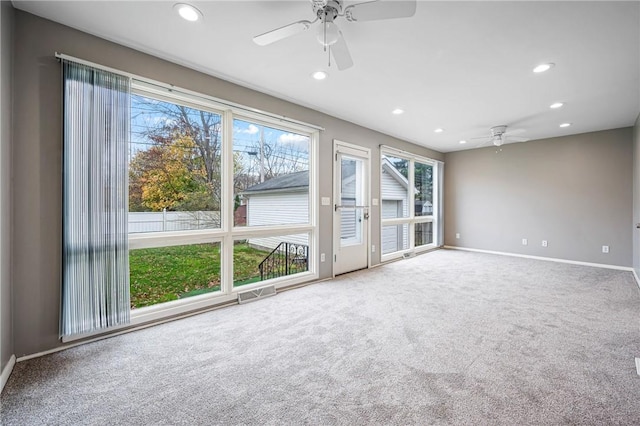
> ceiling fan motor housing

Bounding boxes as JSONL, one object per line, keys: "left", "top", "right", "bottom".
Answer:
{"left": 490, "top": 125, "right": 507, "bottom": 137}
{"left": 311, "top": 0, "right": 327, "bottom": 8}
{"left": 315, "top": 0, "right": 342, "bottom": 22}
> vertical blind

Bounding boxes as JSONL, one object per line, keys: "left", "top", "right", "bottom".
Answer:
{"left": 61, "top": 60, "right": 131, "bottom": 337}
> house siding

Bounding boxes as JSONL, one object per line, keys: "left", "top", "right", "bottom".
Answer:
{"left": 246, "top": 191, "right": 309, "bottom": 227}
{"left": 246, "top": 191, "right": 310, "bottom": 249}
{"left": 381, "top": 168, "right": 410, "bottom": 254}
{"left": 381, "top": 169, "right": 409, "bottom": 215}
{"left": 340, "top": 207, "right": 357, "bottom": 241}
{"left": 339, "top": 174, "right": 357, "bottom": 240}
{"left": 382, "top": 202, "right": 409, "bottom": 254}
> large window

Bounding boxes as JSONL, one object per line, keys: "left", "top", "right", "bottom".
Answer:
{"left": 128, "top": 84, "right": 317, "bottom": 314}
{"left": 380, "top": 148, "right": 441, "bottom": 260}
{"left": 130, "top": 93, "right": 222, "bottom": 232}
{"left": 232, "top": 118, "right": 310, "bottom": 228}
{"left": 128, "top": 92, "right": 225, "bottom": 308}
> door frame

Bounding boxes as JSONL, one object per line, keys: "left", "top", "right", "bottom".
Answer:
{"left": 333, "top": 139, "right": 371, "bottom": 277}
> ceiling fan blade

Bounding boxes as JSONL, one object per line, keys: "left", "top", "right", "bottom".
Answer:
{"left": 470, "top": 135, "right": 491, "bottom": 141}
{"left": 345, "top": 0, "right": 417, "bottom": 22}
{"left": 253, "top": 20, "right": 314, "bottom": 46}
{"left": 507, "top": 136, "right": 530, "bottom": 143}
{"left": 331, "top": 33, "right": 354, "bottom": 70}
{"left": 504, "top": 128, "right": 526, "bottom": 136}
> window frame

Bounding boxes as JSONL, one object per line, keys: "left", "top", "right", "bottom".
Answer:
{"left": 231, "top": 114, "right": 313, "bottom": 230}
{"left": 380, "top": 147, "right": 441, "bottom": 262}
{"left": 128, "top": 81, "right": 319, "bottom": 324}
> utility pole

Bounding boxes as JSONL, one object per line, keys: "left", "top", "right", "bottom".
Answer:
{"left": 259, "top": 126, "right": 265, "bottom": 183}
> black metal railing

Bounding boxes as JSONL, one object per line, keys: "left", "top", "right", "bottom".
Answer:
{"left": 415, "top": 230, "right": 434, "bottom": 246}
{"left": 258, "top": 242, "right": 309, "bottom": 281}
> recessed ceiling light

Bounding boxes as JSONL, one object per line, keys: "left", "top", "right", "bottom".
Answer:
{"left": 392, "top": 108, "right": 404, "bottom": 115}
{"left": 459, "top": 140, "right": 467, "bottom": 144}
{"left": 533, "top": 63, "right": 554, "bottom": 73}
{"left": 434, "top": 128, "right": 444, "bottom": 133}
{"left": 311, "top": 71, "right": 328, "bottom": 80}
{"left": 559, "top": 122, "right": 572, "bottom": 128}
{"left": 174, "top": 3, "right": 202, "bottom": 22}
{"left": 550, "top": 102, "right": 564, "bottom": 109}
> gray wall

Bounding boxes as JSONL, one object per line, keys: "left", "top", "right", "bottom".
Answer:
{"left": 1, "top": 1, "right": 14, "bottom": 375}
{"left": 633, "top": 114, "right": 640, "bottom": 275}
{"left": 444, "top": 128, "right": 633, "bottom": 267}
{"left": 11, "top": 10, "right": 443, "bottom": 357}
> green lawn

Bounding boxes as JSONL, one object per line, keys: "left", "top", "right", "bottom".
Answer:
{"left": 129, "top": 242, "right": 269, "bottom": 309}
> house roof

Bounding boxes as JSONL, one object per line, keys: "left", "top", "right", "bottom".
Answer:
{"left": 381, "top": 157, "right": 409, "bottom": 190}
{"left": 242, "top": 170, "right": 309, "bottom": 194}
{"left": 381, "top": 157, "right": 419, "bottom": 194}
{"left": 243, "top": 160, "right": 413, "bottom": 195}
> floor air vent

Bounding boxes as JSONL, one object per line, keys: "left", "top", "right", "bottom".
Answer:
{"left": 403, "top": 251, "right": 416, "bottom": 259}
{"left": 238, "top": 285, "right": 276, "bottom": 304}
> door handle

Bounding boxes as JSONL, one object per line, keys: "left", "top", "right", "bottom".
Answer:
{"left": 636, "top": 223, "right": 640, "bottom": 229}
{"left": 363, "top": 212, "right": 370, "bottom": 220}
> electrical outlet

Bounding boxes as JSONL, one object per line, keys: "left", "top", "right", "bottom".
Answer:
{"left": 522, "top": 238, "right": 528, "bottom": 246}
{"left": 320, "top": 253, "right": 326, "bottom": 262}
{"left": 542, "top": 240, "right": 548, "bottom": 247}
{"left": 455, "top": 233, "right": 460, "bottom": 239}
{"left": 602, "top": 245, "right": 609, "bottom": 254}
{"left": 371, "top": 245, "right": 376, "bottom": 253}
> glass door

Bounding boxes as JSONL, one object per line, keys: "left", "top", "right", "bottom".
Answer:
{"left": 334, "top": 142, "right": 370, "bottom": 275}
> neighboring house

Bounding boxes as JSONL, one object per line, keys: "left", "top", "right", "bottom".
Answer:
{"left": 242, "top": 160, "right": 413, "bottom": 254}
{"left": 417, "top": 200, "right": 433, "bottom": 216}
{"left": 241, "top": 170, "right": 310, "bottom": 250}
{"left": 381, "top": 157, "right": 415, "bottom": 254}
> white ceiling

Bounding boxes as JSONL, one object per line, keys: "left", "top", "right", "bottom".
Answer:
{"left": 13, "top": 0, "right": 640, "bottom": 152}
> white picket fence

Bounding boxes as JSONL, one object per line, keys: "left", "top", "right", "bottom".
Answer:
{"left": 129, "top": 210, "right": 220, "bottom": 233}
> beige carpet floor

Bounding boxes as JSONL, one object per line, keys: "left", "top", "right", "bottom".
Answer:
{"left": 2, "top": 249, "right": 639, "bottom": 425}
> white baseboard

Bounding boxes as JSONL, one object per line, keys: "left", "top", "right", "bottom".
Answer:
{"left": 1, "top": 354, "right": 16, "bottom": 394}
{"left": 444, "top": 245, "right": 634, "bottom": 272}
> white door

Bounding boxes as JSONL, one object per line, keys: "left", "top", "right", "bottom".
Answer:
{"left": 334, "top": 141, "right": 370, "bottom": 275}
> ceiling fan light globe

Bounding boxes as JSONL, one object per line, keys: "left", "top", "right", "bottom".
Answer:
{"left": 316, "top": 22, "right": 340, "bottom": 46}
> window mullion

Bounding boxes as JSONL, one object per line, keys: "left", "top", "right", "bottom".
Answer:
{"left": 408, "top": 159, "right": 415, "bottom": 248}
{"left": 222, "top": 109, "right": 234, "bottom": 295}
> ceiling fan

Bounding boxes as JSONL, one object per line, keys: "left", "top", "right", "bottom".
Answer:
{"left": 252, "top": 0, "right": 417, "bottom": 71}
{"left": 472, "top": 125, "right": 530, "bottom": 148}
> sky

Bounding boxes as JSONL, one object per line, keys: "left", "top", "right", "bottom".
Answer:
{"left": 130, "top": 93, "right": 310, "bottom": 173}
